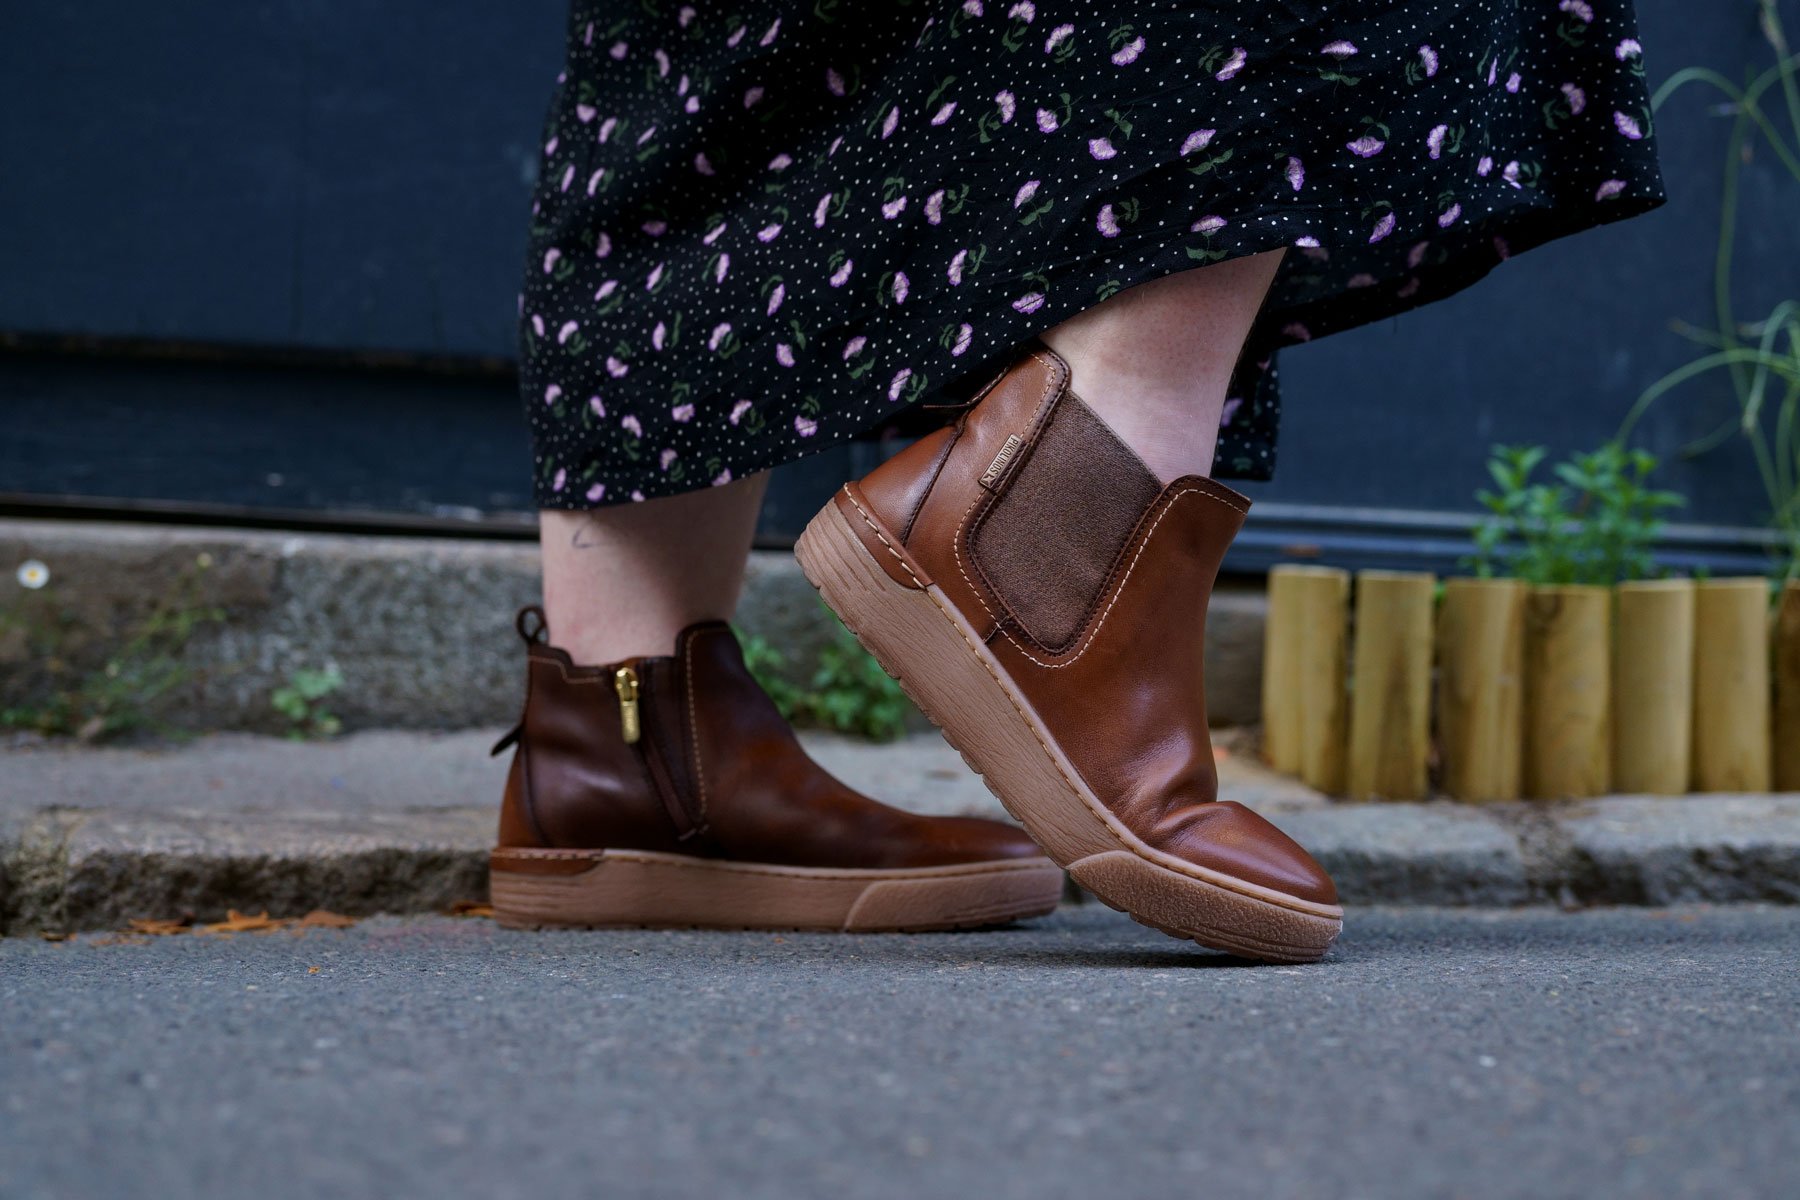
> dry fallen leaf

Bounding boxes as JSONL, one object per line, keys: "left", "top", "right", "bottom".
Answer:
{"left": 308, "top": 966, "right": 322, "bottom": 974}
{"left": 38, "top": 931, "right": 68, "bottom": 943}
{"left": 200, "top": 909, "right": 285, "bottom": 935}
{"left": 294, "top": 910, "right": 356, "bottom": 929}
{"left": 127, "top": 917, "right": 194, "bottom": 936}
{"left": 448, "top": 901, "right": 494, "bottom": 918}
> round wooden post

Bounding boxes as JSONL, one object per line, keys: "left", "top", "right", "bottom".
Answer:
{"left": 1436, "top": 578, "right": 1526, "bottom": 802}
{"left": 1347, "top": 571, "right": 1436, "bottom": 801}
{"left": 1261, "top": 565, "right": 1349, "bottom": 793}
{"left": 1692, "top": 578, "right": 1772, "bottom": 793}
{"left": 1523, "top": 585, "right": 1612, "bottom": 799}
{"left": 1613, "top": 579, "right": 1696, "bottom": 795}
{"left": 1777, "top": 581, "right": 1800, "bottom": 792}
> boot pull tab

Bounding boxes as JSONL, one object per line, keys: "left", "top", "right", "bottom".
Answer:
{"left": 493, "top": 606, "right": 549, "bottom": 756}
{"left": 516, "top": 605, "right": 550, "bottom": 646}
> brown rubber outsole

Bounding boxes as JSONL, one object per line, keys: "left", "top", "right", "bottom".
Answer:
{"left": 794, "top": 489, "right": 1343, "bottom": 964}
{"left": 489, "top": 847, "right": 1064, "bottom": 933}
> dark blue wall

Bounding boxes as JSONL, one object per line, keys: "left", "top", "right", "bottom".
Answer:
{"left": 2, "top": 1, "right": 1797, "bottom": 568}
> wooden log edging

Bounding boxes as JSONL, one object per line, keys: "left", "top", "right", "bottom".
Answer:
{"left": 1692, "top": 578, "right": 1773, "bottom": 793}
{"left": 1262, "top": 566, "right": 1350, "bottom": 794}
{"left": 1613, "top": 579, "right": 1696, "bottom": 795}
{"left": 1523, "top": 585, "right": 1613, "bottom": 800}
{"left": 1436, "top": 578, "right": 1526, "bottom": 803}
{"left": 1261, "top": 567, "right": 1793, "bottom": 802}
{"left": 1346, "top": 571, "right": 1435, "bottom": 801}
{"left": 1777, "top": 581, "right": 1800, "bottom": 793}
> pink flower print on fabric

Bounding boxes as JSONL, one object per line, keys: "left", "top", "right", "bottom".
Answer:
{"left": 1111, "top": 37, "right": 1144, "bottom": 66}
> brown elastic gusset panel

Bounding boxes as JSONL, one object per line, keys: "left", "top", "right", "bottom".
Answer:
{"left": 969, "top": 389, "right": 1162, "bottom": 653}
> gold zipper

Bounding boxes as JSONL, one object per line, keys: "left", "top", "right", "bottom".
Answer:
{"left": 613, "top": 665, "right": 641, "bottom": 744}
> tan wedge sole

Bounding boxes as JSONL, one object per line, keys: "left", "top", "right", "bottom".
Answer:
{"left": 489, "top": 847, "right": 1063, "bottom": 933}
{"left": 795, "top": 491, "right": 1343, "bottom": 963}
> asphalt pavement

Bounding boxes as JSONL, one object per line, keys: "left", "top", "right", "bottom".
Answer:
{"left": 3, "top": 905, "right": 1796, "bottom": 1200}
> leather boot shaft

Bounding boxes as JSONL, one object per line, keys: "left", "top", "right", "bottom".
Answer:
{"left": 799, "top": 338, "right": 1340, "bottom": 951}
{"left": 496, "top": 614, "right": 704, "bottom": 855}
{"left": 847, "top": 342, "right": 1249, "bottom": 816}
{"left": 495, "top": 611, "right": 1045, "bottom": 871}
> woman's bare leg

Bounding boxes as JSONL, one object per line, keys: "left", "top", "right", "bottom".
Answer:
{"left": 538, "top": 472, "right": 769, "bottom": 664}
{"left": 537, "top": 250, "right": 1283, "bottom": 663}
{"left": 1039, "top": 248, "right": 1286, "bottom": 484}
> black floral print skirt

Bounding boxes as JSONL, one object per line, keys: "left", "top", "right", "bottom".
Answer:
{"left": 517, "top": 1, "right": 1666, "bottom": 507}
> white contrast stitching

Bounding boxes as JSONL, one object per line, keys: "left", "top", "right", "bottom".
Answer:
{"left": 997, "top": 485, "right": 1243, "bottom": 669}
{"left": 842, "top": 487, "right": 924, "bottom": 589}
{"left": 953, "top": 488, "right": 1002, "bottom": 626}
{"left": 685, "top": 628, "right": 709, "bottom": 829}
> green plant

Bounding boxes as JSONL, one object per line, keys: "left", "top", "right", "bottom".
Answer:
{"left": 271, "top": 666, "right": 345, "bottom": 740}
{"left": 739, "top": 617, "right": 912, "bottom": 741}
{"left": 1621, "top": 0, "right": 1800, "bottom": 582}
{"left": 1, "top": 556, "right": 225, "bottom": 741}
{"left": 1467, "top": 442, "right": 1686, "bottom": 584}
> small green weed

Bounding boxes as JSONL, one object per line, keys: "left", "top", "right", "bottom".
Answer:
{"left": 1, "top": 556, "right": 224, "bottom": 741}
{"left": 740, "top": 616, "right": 911, "bottom": 741}
{"left": 271, "top": 666, "right": 345, "bottom": 740}
{"left": 1467, "top": 443, "right": 1686, "bottom": 585}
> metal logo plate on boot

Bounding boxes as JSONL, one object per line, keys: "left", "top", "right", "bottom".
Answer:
{"left": 979, "top": 434, "right": 1025, "bottom": 490}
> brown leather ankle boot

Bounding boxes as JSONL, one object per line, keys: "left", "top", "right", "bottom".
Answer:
{"left": 488, "top": 609, "right": 1061, "bottom": 932}
{"left": 793, "top": 342, "right": 1341, "bottom": 962}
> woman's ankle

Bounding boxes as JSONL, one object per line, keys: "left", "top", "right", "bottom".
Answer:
{"left": 1037, "top": 249, "right": 1285, "bottom": 485}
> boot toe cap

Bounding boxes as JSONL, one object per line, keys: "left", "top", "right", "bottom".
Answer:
{"left": 1156, "top": 801, "right": 1339, "bottom": 907}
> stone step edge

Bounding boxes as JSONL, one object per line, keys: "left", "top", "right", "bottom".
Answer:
{"left": 5, "top": 795, "right": 1798, "bottom": 935}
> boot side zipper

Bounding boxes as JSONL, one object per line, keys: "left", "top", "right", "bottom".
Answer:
{"left": 614, "top": 664, "right": 698, "bottom": 839}
{"left": 613, "top": 666, "right": 642, "bottom": 743}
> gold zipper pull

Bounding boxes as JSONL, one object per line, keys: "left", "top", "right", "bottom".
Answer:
{"left": 613, "top": 665, "right": 641, "bottom": 744}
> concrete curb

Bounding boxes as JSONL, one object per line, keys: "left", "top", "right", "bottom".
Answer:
{"left": 0, "top": 516, "right": 1273, "bottom": 735}
{"left": 5, "top": 730, "right": 1799, "bottom": 934}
